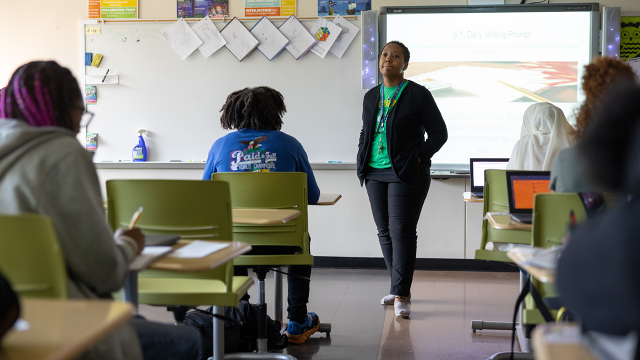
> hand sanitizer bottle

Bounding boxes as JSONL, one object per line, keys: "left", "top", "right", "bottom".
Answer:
{"left": 132, "top": 129, "right": 147, "bottom": 162}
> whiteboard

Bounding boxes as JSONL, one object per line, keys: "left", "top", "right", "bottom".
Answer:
{"left": 83, "top": 19, "right": 365, "bottom": 163}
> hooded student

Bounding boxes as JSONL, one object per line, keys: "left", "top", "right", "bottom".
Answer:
{"left": 506, "top": 102, "right": 575, "bottom": 171}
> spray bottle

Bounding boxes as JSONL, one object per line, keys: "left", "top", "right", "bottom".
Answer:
{"left": 132, "top": 129, "right": 148, "bottom": 162}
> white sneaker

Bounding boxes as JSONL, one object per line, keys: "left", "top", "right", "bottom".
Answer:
{"left": 381, "top": 294, "right": 395, "bottom": 305}
{"left": 394, "top": 298, "right": 410, "bottom": 318}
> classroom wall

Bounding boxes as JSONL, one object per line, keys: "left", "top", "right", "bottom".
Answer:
{"left": 3, "top": 0, "right": 640, "bottom": 260}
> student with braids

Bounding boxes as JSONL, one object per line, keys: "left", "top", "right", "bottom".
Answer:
{"left": 202, "top": 86, "right": 321, "bottom": 344}
{"left": 0, "top": 61, "right": 201, "bottom": 360}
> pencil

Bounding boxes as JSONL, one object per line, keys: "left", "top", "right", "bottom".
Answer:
{"left": 128, "top": 207, "right": 143, "bottom": 229}
{"left": 498, "top": 80, "right": 552, "bottom": 103}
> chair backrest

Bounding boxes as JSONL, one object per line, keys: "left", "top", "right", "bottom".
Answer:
{"left": 483, "top": 169, "right": 509, "bottom": 215}
{"left": 532, "top": 193, "right": 587, "bottom": 249}
{"left": 0, "top": 214, "right": 67, "bottom": 298}
{"left": 211, "top": 172, "right": 311, "bottom": 264}
{"left": 107, "top": 180, "right": 234, "bottom": 281}
{"left": 107, "top": 180, "right": 233, "bottom": 241}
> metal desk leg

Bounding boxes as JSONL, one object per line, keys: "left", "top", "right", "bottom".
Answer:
{"left": 212, "top": 306, "right": 224, "bottom": 360}
{"left": 123, "top": 272, "right": 138, "bottom": 310}
{"left": 274, "top": 267, "right": 284, "bottom": 326}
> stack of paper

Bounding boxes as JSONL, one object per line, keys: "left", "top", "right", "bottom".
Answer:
{"left": 129, "top": 246, "right": 174, "bottom": 272}
{"left": 221, "top": 17, "right": 259, "bottom": 62}
{"left": 250, "top": 16, "right": 290, "bottom": 61}
{"left": 278, "top": 15, "right": 317, "bottom": 60}
{"left": 169, "top": 240, "right": 230, "bottom": 259}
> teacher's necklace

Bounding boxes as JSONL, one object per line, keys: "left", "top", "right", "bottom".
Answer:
{"left": 376, "top": 79, "right": 405, "bottom": 155}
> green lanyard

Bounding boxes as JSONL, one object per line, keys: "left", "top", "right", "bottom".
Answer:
{"left": 376, "top": 80, "right": 405, "bottom": 133}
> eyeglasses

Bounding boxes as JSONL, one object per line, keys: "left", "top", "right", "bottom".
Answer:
{"left": 80, "top": 111, "right": 94, "bottom": 129}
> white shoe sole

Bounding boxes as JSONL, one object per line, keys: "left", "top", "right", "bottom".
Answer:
{"left": 394, "top": 302, "right": 410, "bottom": 317}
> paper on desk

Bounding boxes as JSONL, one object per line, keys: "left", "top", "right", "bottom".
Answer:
{"left": 329, "top": 15, "right": 359, "bottom": 58}
{"left": 278, "top": 15, "right": 317, "bottom": 60}
{"left": 193, "top": 16, "right": 226, "bottom": 58}
{"left": 521, "top": 246, "right": 561, "bottom": 269}
{"left": 250, "top": 16, "right": 290, "bottom": 61}
{"left": 12, "top": 318, "right": 30, "bottom": 332}
{"left": 162, "top": 18, "right": 203, "bottom": 60}
{"left": 169, "top": 240, "right": 229, "bottom": 259}
{"left": 129, "top": 246, "right": 174, "bottom": 272}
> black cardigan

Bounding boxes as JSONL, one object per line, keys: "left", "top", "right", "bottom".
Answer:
{"left": 357, "top": 80, "right": 448, "bottom": 189}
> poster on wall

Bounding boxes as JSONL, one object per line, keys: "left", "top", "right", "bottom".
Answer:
{"left": 89, "top": 0, "right": 138, "bottom": 19}
{"left": 177, "top": 0, "right": 229, "bottom": 18}
{"left": 317, "top": 0, "right": 370, "bottom": 17}
{"left": 245, "top": 0, "right": 295, "bottom": 17}
{"left": 621, "top": 16, "right": 640, "bottom": 77}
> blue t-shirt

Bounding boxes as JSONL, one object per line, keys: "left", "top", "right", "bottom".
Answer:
{"left": 202, "top": 129, "right": 321, "bottom": 204}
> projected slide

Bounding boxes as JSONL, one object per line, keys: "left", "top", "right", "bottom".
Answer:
{"left": 385, "top": 9, "right": 594, "bottom": 165}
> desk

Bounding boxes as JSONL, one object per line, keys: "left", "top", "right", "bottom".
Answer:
{"left": 316, "top": 193, "right": 342, "bottom": 205}
{"left": 232, "top": 209, "right": 301, "bottom": 225}
{"left": 486, "top": 212, "right": 532, "bottom": 230}
{"left": 532, "top": 323, "right": 599, "bottom": 360}
{"left": 0, "top": 298, "right": 133, "bottom": 360}
{"left": 507, "top": 247, "right": 556, "bottom": 283}
{"left": 124, "top": 241, "right": 251, "bottom": 306}
{"left": 463, "top": 192, "right": 483, "bottom": 203}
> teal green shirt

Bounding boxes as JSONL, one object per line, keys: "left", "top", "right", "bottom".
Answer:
{"left": 368, "top": 82, "right": 408, "bottom": 168}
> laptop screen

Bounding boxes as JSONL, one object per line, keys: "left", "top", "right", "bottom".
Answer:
{"left": 470, "top": 158, "right": 510, "bottom": 192}
{"left": 507, "top": 172, "right": 551, "bottom": 212}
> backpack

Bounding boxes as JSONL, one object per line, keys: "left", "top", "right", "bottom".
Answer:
{"left": 184, "top": 300, "right": 288, "bottom": 360}
{"left": 0, "top": 270, "right": 20, "bottom": 341}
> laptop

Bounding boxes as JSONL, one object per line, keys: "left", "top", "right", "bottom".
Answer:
{"left": 506, "top": 171, "right": 552, "bottom": 224}
{"left": 469, "top": 158, "right": 510, "bottom": 197}
{"left": 144, "top": 233, "right": 181, "bottom": 247}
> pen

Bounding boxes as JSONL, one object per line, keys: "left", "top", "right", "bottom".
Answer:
{"left": 128, "top": 206, "right": 143, "bottom": 229}
{"left": 102, "top": 69, "right": 109, "bottom": 83}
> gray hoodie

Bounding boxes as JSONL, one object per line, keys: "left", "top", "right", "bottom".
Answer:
{"left": 0, "top": 119, "right": 142, "bottom": 360}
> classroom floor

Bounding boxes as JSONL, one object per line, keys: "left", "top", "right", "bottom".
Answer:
{"left": 139, "top": 268, "right": 520, "bottom": 360}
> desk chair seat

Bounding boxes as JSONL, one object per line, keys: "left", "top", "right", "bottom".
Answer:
{"left": 0, "top": 214, "right": 67, "bottom": 299}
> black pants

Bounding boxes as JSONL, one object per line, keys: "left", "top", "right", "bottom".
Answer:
{"left": 365, "top": 166, "right": 430, "bottom": 297}
{"left": 234, "top": 242, "right": 311, "bottom": 325}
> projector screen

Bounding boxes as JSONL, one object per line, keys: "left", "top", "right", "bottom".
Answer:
{"left": 380, "top": 4, "right": 599, "bottom": 168}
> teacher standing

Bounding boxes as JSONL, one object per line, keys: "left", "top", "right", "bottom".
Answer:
{"left": 357, "top": 41, "right": 448, "bottom": 317}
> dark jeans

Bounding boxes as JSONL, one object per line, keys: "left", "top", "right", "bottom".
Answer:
{"left": 365, "top": 165, "right": 430, "bottom": 297}
{"left": 234, "top": 241, "right": 311, "bottom": 325}
{"left": 131, "top": 317, "right": 202, "bottom": 360}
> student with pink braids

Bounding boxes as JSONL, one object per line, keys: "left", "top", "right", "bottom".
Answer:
{"left": 0, "top": 61, "right": 201, "bottom": 360}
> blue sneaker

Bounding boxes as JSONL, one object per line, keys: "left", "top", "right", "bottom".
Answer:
{"left": 286, "top": 312, "right": 320, "bottom": 344}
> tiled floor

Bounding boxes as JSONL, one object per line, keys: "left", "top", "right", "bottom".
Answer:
{"left": 139, "top": 268, "right": 520, "bottom": 360}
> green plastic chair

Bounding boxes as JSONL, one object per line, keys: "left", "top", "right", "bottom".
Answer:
{"left": 522, "top": 193, "right": 587, "bottom": 325}
{"left": 474, "top": 169, "right": 532, "bottom": 263}
{"left": 211, "top": 172, "right": 330, "bottom": 344}
{"left": 0, "top": 214, "right": 68, "bottom": 299}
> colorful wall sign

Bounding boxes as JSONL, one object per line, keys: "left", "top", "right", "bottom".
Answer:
{"left": 245, "top": 0, "right": 295, "bottom": 17}
{"left": 89, "top": 0, "right": 138, "bottom": 19}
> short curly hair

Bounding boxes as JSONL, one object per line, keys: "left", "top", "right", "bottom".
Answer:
{"left": 382, "top": 41, "right": 410, "bottom": 63}
{"left": 573, "top": 57, "right": 637, "bottom": 138}
{"left": 219, "top": 87, "right": 286, "bottom": 131}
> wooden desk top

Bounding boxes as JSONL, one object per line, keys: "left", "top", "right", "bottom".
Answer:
{"left": 149, "top": 240, "right": 252, "bottom": 272}
{"left": 315, "top": 193, "right": 342, "bottom": 205}
{"left": 507, "top": 247, "right": 556, "bottom": 283}
{"left": 232, "top": 208, "right": 300, "bottom": 225}
{"left": 532, "top": 323, "right": 599, "bottom": 360}
{"left": 486, "top": 212, "right": 532, "bottom": 230}
{"left": 463, "top": 192, "right": 483, "bottom": 203}
{"left": 0, "top": 298, "right": 133, "bottom": 360}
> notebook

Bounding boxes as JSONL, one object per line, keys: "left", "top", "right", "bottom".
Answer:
{"left": 144, "top": 234, "right": 180, "bottom": 247}
{"left": 506, "top": 171, "right": 552, "bottom": 224}
{"left": 469, "top": 158, "right": 510, "bottom": 197}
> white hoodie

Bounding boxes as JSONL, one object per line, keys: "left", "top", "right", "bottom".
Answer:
{"left": 0, "top": 119, "right": 142, "bottom": 360}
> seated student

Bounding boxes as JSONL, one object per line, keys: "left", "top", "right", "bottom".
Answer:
{"left": 557, "top": 81, "right": 640, "bottom": 360}
{"left": 506, "top": 102, "right": 574, "bottom": 170}
{"left": 0, "top": 270, "right": 20, "bottom": 342}
{"left": 0, "top": 61, "right": 201, "bottom": 360}
{"left": 202, "top": 86, "right": 321, "bottom": 344}
{"left": 550, "top": 57, "right": 637, "bottom": 193}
